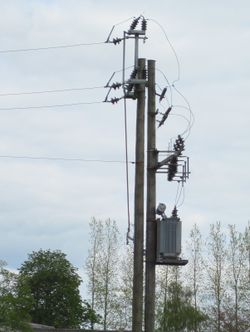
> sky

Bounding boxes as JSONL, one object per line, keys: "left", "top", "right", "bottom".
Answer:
{"left": 0, "top": 0, "right": 249, "bottom": 293}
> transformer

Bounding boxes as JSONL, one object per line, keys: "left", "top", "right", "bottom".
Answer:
{"left": 156, "top": 216, "right": 187, "bottom": 265}
{"left": 157, "top": 216, "right": 181, "bottom": 258}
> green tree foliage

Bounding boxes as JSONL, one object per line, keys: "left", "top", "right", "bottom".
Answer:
{"left": 84, "top": 220, "right": 250, "bottom": 331}
{"left": 17, "top": 249, "right": 85, "bottom": 328}
{"left": 85, "top": 217, "right": 104, "bottom": 329}
{"left": 205, "top": 221, "right": 226, "bottom": 332}
{"left": 85, "top": 218, "right": 120, "bottom": 330}
{"left": 157, "top": 281, "right": 207, "bottom": 332}
{"left": 81, "top": 300, "right": 101, "bottom": 329}
{"left": 0, "top": 261, "right": 33, "bottom": 331}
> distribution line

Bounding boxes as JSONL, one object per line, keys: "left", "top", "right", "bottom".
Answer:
{"left": 149, "top": 18, "right": 181, "bottom": 84}
{"left": 0, "top": 101, "right": 103, "bottom": 111}
{"left": 0, "top": 155, "right": 135, "bottom": 164}
{"left": 0, "top": 86, "right": 105, "bottom": 97}
{"left": 0, "top": 41, "right": 105, "bottom": 54}
{"left": 0, "top": 15, "right": 134, "bottom": 54}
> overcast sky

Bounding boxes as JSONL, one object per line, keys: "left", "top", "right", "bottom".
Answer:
{"left": 0, "top": 0, "right": 249, "bottom": 292}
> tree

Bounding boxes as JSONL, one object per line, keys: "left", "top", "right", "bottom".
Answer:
{"left": 81, "top": 300, "right": 101, "bottom": 329}
{"left": 85, "top": 218, "right": 120, "bottom": 330}
{"left": 96, "top": 219, "right": 119, "bottom": 330}
{"left": 222, "top": 225, "right": 246, "bottom": 332}
{"left": 186, "top": 223, "right": 203, "bottom": 331}
{"left": 205, "top": 221, "right": 226, "bottom": 332}
{"left": 0, "top": 261, "right": 33, "bottom": 331}
{"left": 18, "top": 249, "right": 84, "bottom": 328}
{"left": 157, "top": 281, "right": 207, "bottom": 332}
{"left": 113, "top": 243, "right": 134, "bottom": 330}
{"left": 85, "top": 217, "right": 104, "bottom": 329}
{"left": 155, "top": 266, "right": 170, "bottom": 331}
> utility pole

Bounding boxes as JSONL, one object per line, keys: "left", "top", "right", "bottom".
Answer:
{"left": 132, "top": 58, "right": 146, "bottom": 332}
{"left": 105, "top": 17, "right": 190, "bottom": 332}
{"left": 145, "top": 59, "right": 157, "bottom": 332}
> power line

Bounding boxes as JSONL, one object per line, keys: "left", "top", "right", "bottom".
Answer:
{"left": 0, "top": 16, "right": 135, "bottom": 55}
{"left": 0, "top": 85, "right": 105, "bottom": 97}
{"left": 0, "top": 101, "right": 103, "bottom": 111}
{"left": 0, "top": 154, "right": 135, "bottom": 164}
{"left": 0, "top": 41, "right": 105, "bottom": 54}
{"left": 123, "top": 95, "right": 132, "bottom": 244}
{"left": 149, "top": 18, "right": 181, "bottom": 84}
{"left": 172, "top": 85, "right": 195, "bottom": 139}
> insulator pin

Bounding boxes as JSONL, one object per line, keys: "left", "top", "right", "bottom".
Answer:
{"left": 141, "top": 18, "right": 147, "bottom": 31}
{"left": 130, "top": 17, "right": 140, "bottom": 30}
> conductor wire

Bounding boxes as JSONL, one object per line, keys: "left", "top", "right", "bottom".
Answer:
{"left": 149, "top": 18, "right": 181, "bottom": 84}
{"left": 122, "top": 32, "right": 132, "bottom": 244}
{"left": 172, "top": 85, "right": 195, "bottom": 139}
{"left": 0, "top": 41, "right": 105, "bottom": 54}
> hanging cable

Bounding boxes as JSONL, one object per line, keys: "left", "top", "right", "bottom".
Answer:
{"left": 0, "top": 85, "right": 105, "bottom": 97}
{"left": 0, "top": 41, "right": 105, "bottom": 54}
{"left": 170, "top": 106, "right": 192, "bottom": 138}
{"left": 177, "top": 186, "right": 185, "bottom": 208}
{"left": 172, "top": 85, "right": 195, "bottom": 139}
{"left": 0, "top": 154, "right": 135, "bottom": 164}
{"left": 149, "top": 18, "right": 181, "bottom": 84}
{"left": 174, "top": 182, "right": 181, "bottom": 206}
{"left": 123, "top": 97, "right": 132, "bottom": 244}
{"left": 0, "top": 101, "right": 103, "bottom": 111}
{"left": 122, "top": 34, "right": 132, "bottom": 244}
{"left": 106, "top": 16, "right": 134, "bottom": 43}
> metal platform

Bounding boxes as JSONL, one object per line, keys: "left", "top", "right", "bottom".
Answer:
{"left": 156, "top": 257, "right": 188, "bottom": 266}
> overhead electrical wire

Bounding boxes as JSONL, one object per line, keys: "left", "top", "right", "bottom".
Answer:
{"left": 106, "top": 16, "right": 134, "bottom": 42}
{"left": 0, "top": 154, "right": 135, "bottom": 164}
{"left": 149, "top": 18, "right": 181, "bottom": 84}
{"left": 123, "top": 96, "right": 132, "bottom": 244}
{"left": 169, "top": 113, "right": 192, "bottom": 128}
{"left": 0, "top": 85, "right": 105, "bottom": 97}
{"left": 171, "top": 105, "right": 193, "bottom": 137}
{"left": 174, "top": 182, "right": 181, "bottom": 205}
{"left": 121, "top": 33, "right": 132, "bottom": 243}
{"left": 0, "top": 41, "right": 105, "bottom": 54}
{"left": 0, "top": 16, "right": 134, "bottom": 55}
{"left": 177, "top": 186, "right": 185, "bottom": 208}
{"left": 172, "top": 85, "right": 195, "bottom": 130}
{"left": 0, "top": 101, "right": 103, "bottom": 111}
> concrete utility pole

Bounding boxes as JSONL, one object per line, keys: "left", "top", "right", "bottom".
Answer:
{"left": 145, "top": 59, "right": 157, "bottom": 332}
{"left": 132, "top": 58, "right": 146, "bottom": 332}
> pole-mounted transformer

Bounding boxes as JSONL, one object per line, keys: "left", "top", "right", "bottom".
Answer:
{"left": 156, "top": 204, "right": 188, "bottom": 266}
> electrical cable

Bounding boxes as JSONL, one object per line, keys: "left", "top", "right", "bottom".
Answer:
{"left": 106, "top": 16, "right": 134, "bottom": 42}
{"left": 177, "top": 186, "right": 185, "bottom": 208}
{"left": 0, "top": 155, "right": 135, "bottom": 164}
{"left": 0, "top": 85, "right": 105, "bottom": 97}
{"left": 170, "top": 113, "right": 191, "bottom": 127}
{"left": 0, "top": 16, "right": 134, "bottom": 54}
{"left": 172, "top": 85, "right": 195, "bottom": 138}
{"left": 123, "top": 97, "right": 132, "bottom": 244}
{"left": 168, "top": 113, "right": 192, "bottom": 139}
{"left": 122, "top": 34, "right": 132, "bottom": 244}
{"left": 174, "top": 182, "right": 181, "bottom": 206}
{"left": 149, "top": 18, "right": 181, "bottom": 84}
{"left": 0, "top": 101, "right": 103, "bottom": 111}
{"left": 0, "top": 41, "right": 105, "bottom": 54}
{"left": 172, "top": 105, "right": 193, "bottom": 138}
{"left": 121, "top": 25, "right": 132, "bottom": 243}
